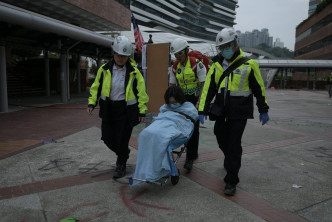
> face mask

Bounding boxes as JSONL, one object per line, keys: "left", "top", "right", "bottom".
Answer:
{"left": 221, "top": 47, "right": 234, "bottom": 59}
{"left": 169, "top": 103, "right": 181, "bottom": 109}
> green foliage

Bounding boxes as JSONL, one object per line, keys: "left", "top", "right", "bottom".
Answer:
{"left": 254, "top": 43, "right": 294, "bottom": 58}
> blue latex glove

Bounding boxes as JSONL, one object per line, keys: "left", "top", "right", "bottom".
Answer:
{"left": 259, "top": 113, "right": 269, "bottom": 125}
{"left": 199, "top": 115, "right": 207, "bottom": 124}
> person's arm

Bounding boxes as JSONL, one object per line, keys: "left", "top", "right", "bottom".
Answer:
{"left": 169, "top": 64, "right": 178, "bottom": 86}
{"left": 87, "top": 65, "right": 105, "bottom": 115}
{"left": 196, "top": 61, "right": 207, "bottom": 109}
{"left": 248, "top": 60, "right": 269, "bottom": 113}
{"left": 198, "top": 63, "right": 218, "bottom": 114}
{"left": 133, "top": 67, "right": 149, "bottom": 123}
{"left": 196, "top": 82, "right": 205, "bottom": 109}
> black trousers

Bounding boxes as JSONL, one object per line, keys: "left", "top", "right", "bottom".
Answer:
{"left": 185, "top": 94, "right": 199, "bottom": 160}
{"left": 101, "top": 101, "right": 133, "bottom": 164}
{"left": 214, "top": 118, "right": 247, "bottom": 185}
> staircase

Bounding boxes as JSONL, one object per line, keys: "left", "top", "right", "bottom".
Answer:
{"left": 7, "top": 67, "right": 45, "bottom": 97}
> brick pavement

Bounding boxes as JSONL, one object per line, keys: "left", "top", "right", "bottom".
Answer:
{"left": 1, "top": 90, "right": 331, "bottom": 221}
{"left": 0, "top": 101, "right": 101, "bottom": 160}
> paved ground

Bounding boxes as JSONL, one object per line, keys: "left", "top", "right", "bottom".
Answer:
{"left": 0, "top": 89, "right": 331, "bottom": 222}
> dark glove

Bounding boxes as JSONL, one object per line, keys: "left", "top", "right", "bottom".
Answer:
{"left": 259, "top": 113, "right": 269, "bottom": 125}
{"left": 199, "top": 115, "right": 207, "bottom": 124}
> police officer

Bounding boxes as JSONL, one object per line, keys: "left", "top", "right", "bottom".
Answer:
{"left": 87, "top": 36, "right": 149, "bottom": 179}
{"left": 198, "top": 28, "right": 269, "bottom": 196}
{"left": 169, "top": 38, "right": 206, "bottom": 170}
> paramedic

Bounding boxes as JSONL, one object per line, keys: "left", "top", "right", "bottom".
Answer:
{"left": 169, "top": 38, "right": 207, "bottom": 171}
{"left": 87, "top": 36, "right": 149, "bottom": 179}
{"left": 198, "top": 28, "right": 269, "bottom": 196}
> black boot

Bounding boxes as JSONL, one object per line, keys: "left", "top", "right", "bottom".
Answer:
{"left": 184, "top": 158, "right": 193, "bottom": 170}
{"left": 113, "top": 158, "right": 127, "bottom": 179}
{"left": 224, "top": 183, "right": 236, "bottom": 196}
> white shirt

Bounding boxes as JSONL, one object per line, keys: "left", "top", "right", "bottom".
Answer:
{"left": 169, "top": 60, "right": 206, "bottom": 84}
{"left": 110, "top": 64, "right": 126, "bottom": 100}
{"left": 222, "top": 59, "right": 229, "bottom": 70}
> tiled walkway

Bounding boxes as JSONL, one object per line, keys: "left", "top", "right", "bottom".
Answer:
{"left": 1, "top": 90, "right": 331, "bottom": 221}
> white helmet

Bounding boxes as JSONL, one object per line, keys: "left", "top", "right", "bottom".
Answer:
{"left": 112, "top": 36, "right": 132, "bottom": 56}
{"left": 215, "top": 27, "right": 238, "bottom": 47}
{"left": 170, "top": 38, "right": 189, "bottom": 54}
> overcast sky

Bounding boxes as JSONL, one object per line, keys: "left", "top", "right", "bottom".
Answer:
{"left": 233, "top": 0, "right": 309, "bottom": 50}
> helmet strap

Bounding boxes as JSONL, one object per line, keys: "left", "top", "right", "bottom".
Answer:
{"left": 181, "top": 48, "right": 188, "bottom": 65}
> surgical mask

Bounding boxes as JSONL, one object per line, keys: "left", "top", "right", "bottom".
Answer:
{"left": 169, "top": 103, "right": 181, "bottom": 109}
{"left": 221, "top": 47, "right": 234, "bottom": 59}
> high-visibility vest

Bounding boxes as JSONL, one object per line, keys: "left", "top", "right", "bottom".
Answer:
{"left": 173, "top": 57, "right": 200, "bottom": 95}
{"left": 199, "top": 49, "right": 269, "bottom": 119}
{"left": 88, "top": 58, "right": 149, "bottom": 114}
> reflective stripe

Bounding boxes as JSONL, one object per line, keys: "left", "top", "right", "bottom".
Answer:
{"left": 238, "top": 66, "right": 248, "bottom": 91}
{"left": 127, "top": 99, "right": 137, "bottom": 105}
{"left": 100, "top": 95, "right": 106, "bottom": 100}
{"left": 230, "top": 90, "right": 252, "bottom": 97}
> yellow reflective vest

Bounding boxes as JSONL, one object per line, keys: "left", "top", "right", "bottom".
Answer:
{"left": 88, "top": 58, "right": 149, "bottom": 123}
{"left": 173, "top": 57, "right": 200, "bottom": 95}
{"left": 198, "top": 49, "right": 269, "bottom": 119}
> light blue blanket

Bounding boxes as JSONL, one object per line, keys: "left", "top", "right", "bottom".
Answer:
{"left": 130, "top": 102, "right": 198, "bottom": 186}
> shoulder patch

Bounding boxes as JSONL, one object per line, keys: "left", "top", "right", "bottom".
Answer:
{"left": 234, "top": 69, "right": 241, "bottom": 74}
{"left": 199, "top": 63, "right": 204, "bottom": 69}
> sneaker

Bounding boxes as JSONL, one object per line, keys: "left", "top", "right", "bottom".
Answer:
{"left": 113, "top": 163, "right": 126, "bottom": 179}
{"left": 224, "top": 183, "right": 236, "bottom": 196}
{"left": 184, "top": 158, "right": 193, "bottom": 170}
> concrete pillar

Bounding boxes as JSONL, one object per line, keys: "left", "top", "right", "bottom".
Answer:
{"left": 60, "top": 53, "right": 68, "bottom": 103}
{"left": 66, "top": 53, "right": 70, "bottom": 101}
{"left": 96, "top": 48, "right": 101, "bottom": 68}
{"left": 307, "top": 68, "right": 310, "bottom": 89}
{"left": 76, "top": 54, "right": 81, "bottom": 93}
{"left": 280, "top": 68, "right": 283, "bottom": 89}
{"left": 97, "top": 57, "right": 102, "bottom": 69}
{"left": 313, "top": 68, "right": 316, "bottom": 90}
{"left": 0, "top": 43, "right": 8, "bottom": 112}
{"left": 44, "top": 50, "right": 50, "bottom": 96}
{"left": 284, "top": 68, "right": 288, "bottom": 89}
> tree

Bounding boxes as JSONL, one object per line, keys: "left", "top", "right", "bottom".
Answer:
{"left": 255, "top": 43, "right": 294, "bottom": 58}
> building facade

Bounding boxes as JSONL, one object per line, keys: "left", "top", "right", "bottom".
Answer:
{"left": 0, "top": 0, "right": 132, "bottom": 111}
{"left": 308, "top": 0, "right": 323, "bottom": 16}
{"left": 274, "top": 38, "right": 284, "bottom": 48}
{"left": 237, "top": 29, "right": 273, "bottom": 48}
{"left": 130, "top": 0, "right": 238, "bottom": 42}
{"left": 295, "top": 2, "right": 332, "bottom": 59}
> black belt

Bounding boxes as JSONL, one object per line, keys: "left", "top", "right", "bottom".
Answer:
{"left": 102, "top": 97, "right": 125, "bottom": 104}
{"left": 110, "top": 100, "right": 125, "bottom": 103}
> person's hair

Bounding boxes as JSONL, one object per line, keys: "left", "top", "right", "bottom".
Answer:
{"left": 164, "top": 86, "right": 186, "bottom": 104}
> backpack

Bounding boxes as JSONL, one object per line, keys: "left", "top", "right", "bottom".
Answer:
{"left": 188, "top": 50, "right": 210, "bottom": 73}
{"left": 172, "top": 51, "right": 210, "bottom": 77}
